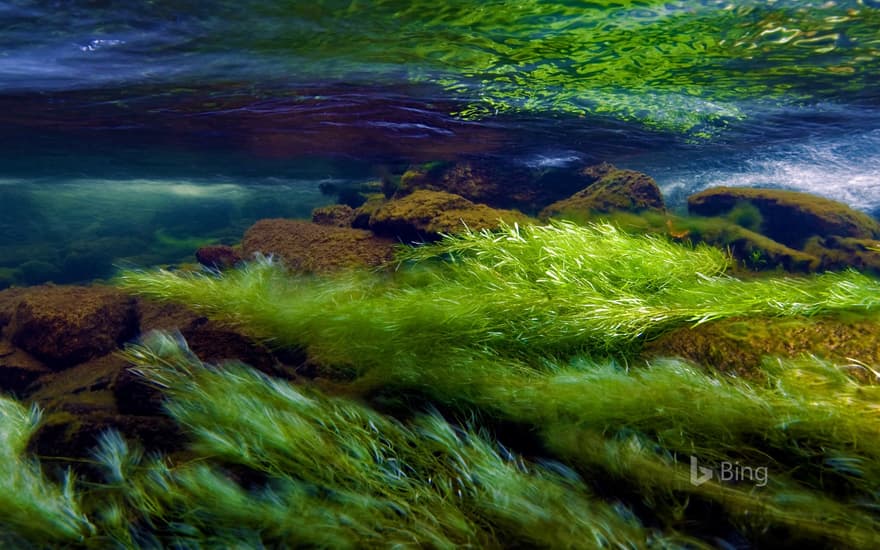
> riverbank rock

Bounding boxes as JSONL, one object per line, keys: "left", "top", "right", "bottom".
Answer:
{"left": 367, "top": 190, "right": 533, "bottom": 242}
{"left": 6, "top": 286, "right": 138, "bottom": 369}
{"left": 687, "top": 187, "right": 880, "bottom": 249}
{"left": 242, "top": 219, "right": 396, "bottom": 272}
{"left": 195, "top": 244, "right": 242, "bottom": 270}
{"left": 540, "top": 164, "right": 665, "bottom": 219}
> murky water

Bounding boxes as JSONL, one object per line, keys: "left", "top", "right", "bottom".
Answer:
{"left": 1, "top": 0, "right": 879, "bottom": 285}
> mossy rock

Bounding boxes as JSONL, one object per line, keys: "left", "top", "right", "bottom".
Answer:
{"left": 7, "top": 285, "right": 139, "bottom": 369}
{"left": 688, "top": 187, "right": 880, "bottom": 249}
{"left": 368, "top": 190, "right": 533, "bottom": 242}
{"left": 689, "top": 220, "right": 820, "bottom": 273}
{"left": 195, "top": 244, "right": 243, "bottom": 270}
{"left": 311, "top": 204, "right": 356, "bottom": 227}
{"left": 242, "top": 219, "right": 396, "bottom": 272}
{"left": 351, "top": 193, "right": 388, "bottom": 229}
{"left": 642, "top": 312, "right": 880, "bottom": 381}
{"left": 803, "top": 235, "right": 880, "bottom": 275}
{"left": 539, "top": 164, "right": 665, "bottom": 219}
{"left": 398, "top": 160, "right": 590, "bottom": 212}
{"left": 0, "top": 342, "right": 51, "bottom": 395}
{"left": 582, "top": 210, "right": 819, "bottom": 273}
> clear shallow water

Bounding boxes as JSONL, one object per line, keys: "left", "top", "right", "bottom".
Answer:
{"left": 1, "top": 0, "right": 879, "bottom": 285}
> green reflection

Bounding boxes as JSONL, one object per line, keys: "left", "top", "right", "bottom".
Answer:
{"left": 219, "top": 0, "right": 880, "bottom": 135}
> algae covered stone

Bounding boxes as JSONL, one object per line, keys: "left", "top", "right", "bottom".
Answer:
{"left": 368, "top": 189, "right": 533, "bottom": 242}
{"left": 397, "top": 160, "right": 587, "bottom": 212}
{"left": 540, "top": 164, "right": 665, "bottom": 219}
{"left": 6, "top": 286, "right": 138, "bottom": 369}
{"left": 242, "top": 219, "right": 395, "bottom": 272}
{"left": 311, "top": 204, "right": 356, "bottom": 227}
{"left": 688, "top": 187, "right": 880, "bottom": 249}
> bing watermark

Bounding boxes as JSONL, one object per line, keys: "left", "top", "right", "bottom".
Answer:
{"left": 690, "top": 456, "right": 768, "bottom": 487}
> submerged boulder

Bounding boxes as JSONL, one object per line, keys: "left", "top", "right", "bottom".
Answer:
{"left": 351, "top": 194, "right": 388, "bottom": 229}
{"left": 242, "top": 219, "right": 396, "bottom": 272}
{"left": 397, "top": 160, "right": 592, "bottom": 212}
{"left": 311, "top": 204, "right": 356, "bottom": 227}
{"left": 0, "top": 342, "right": 51, "bottom": 395}
{"left": 803, "top": 235, "right": 880, "bottom": 275}
{"left": 6, "top": 286, "right": 139, "bottom": 369}
{"left": 195, "top": 244, "right": 242, "bottom": 270}
{"left": 690, "top": 221, "right": 820, "bottom": 273}
{"left": 540, "top": 164, "right": 665, "bottom": 219}
{"left": 687, "top": 187, "right": 880, "bottom": 249}
{"left": 368, "top": 189, "right": 533, "bottom": 242}
{"left": 643, "top": 313, "right": 880, "bottom": 381}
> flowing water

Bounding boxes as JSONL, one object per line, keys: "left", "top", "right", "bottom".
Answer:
{"left": 1, "top": 0, "right": 879, "bottom": 285}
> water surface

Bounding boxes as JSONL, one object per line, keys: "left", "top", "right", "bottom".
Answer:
{"left": 1, "top": 0, "right": 879, "bottom": 285}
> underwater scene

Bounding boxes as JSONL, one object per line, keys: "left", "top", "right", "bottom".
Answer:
{"left": 2, "top": 0, "right": 880, "bottom": 547}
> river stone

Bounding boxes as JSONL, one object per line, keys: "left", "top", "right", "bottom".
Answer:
{"left": 397, "top": 160, "right": 593, "bottom": 213}
{"left": 368, "top": 189, "right": 533, "bottom": 242}
{"left": 687, "top": 187, "right": 880, "bottom": 249}
{"left": 195, "top": 244, "right": 242, "bottom": 270}
{"left": 540, "top": 164, "right": 665, "bottom": 219}
{"left": 8, "top": 286, "right": 139, "bottom": 369}
{"left": 242, "top": 219, "right": 396, "bottom": 272}
{"left": 312, "top": 204, "right": 356, "bottom": 227}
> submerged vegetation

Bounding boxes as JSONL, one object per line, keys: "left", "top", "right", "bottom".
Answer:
{"left": 3, "top": 221, "right": 880, "bottom": 546}
{"left": 0, "top": 333, "right": 681, "bottom": 548}
{"left": 120, "top": 221, "right": 880, "bottom": 358}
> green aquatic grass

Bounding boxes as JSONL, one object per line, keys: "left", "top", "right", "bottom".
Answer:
{"left": 3, "top": 333, "right": 684, "bottom": 548}
{"left": 343, "top": 352, "right": 880, "bottom": 547}
{"left": 113, "top": 221, "right": 880, "bottom": 545}
{"left": 119, "top": 221, "right": 880, "bottom": 359}
{"left": 0, "top": 397, "right": 93, "bottom": 545}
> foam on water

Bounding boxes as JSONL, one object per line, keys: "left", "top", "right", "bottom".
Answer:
{"left": 635, "top": 128, "right": 880, "bottom": 213}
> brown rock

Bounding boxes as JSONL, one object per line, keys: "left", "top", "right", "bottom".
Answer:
{"left": 803, "top": 235, "right": 880, "bottom": 275}
{"left": 312, "top": 204, "right": 356, "bottom": 227}
{"left": 368, "top": 190, "right": 533, "bottom": 242}
{"left": 8, "top": 286, "right": 139, "bottom": 369}
{"left": 28, "top": 410, "right": 183, "bottom": 461}
{"left": 540, "top": 165, "right": 665, "bottom": 219}
{"left": 642, "top": 313, "right": 880, "bottom": 382}
{"left": 242, "top": 219, "right": 396, "bottom": 272}
{"left": 195, "top": 245, "right": 242, "bottom": 270}
{"left": 0, "top": 342, "right": 52, "bottom": 395}
{"left": 397, "top": 160, "right": 591, "bottom": 212}
{"left": 351, "top": 193, "right": 389, "bottom": 229}
{"left": 687, "top": 187, "right": 880, "bottom": 249}
{"left": 694, "top": 223, "right": 820, "bottom": 273}
{"left": 0, "top": 287, "right": 29, "bottom": 331}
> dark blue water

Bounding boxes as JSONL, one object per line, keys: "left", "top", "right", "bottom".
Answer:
{"left": 1, "top": 0, "right": 879, "bottom": 286}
